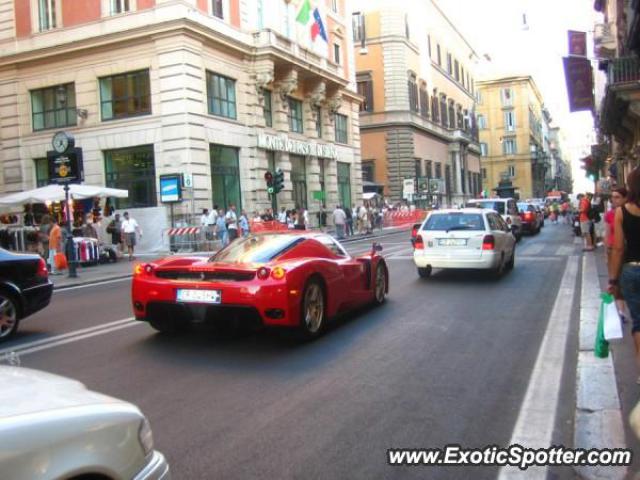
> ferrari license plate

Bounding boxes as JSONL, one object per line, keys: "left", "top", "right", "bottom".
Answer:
{"left": 438, "top": 238, "right": 467, "bottom": 246}
{"left": 176, "top": 289, "right": 221, "bottom": 304}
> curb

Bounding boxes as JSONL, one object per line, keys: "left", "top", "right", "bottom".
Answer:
{"left": 53, "top": 274, "right": 132, "bottom": 291}
{"left": 574, "top": 254, "right": 627, "bottom": 480}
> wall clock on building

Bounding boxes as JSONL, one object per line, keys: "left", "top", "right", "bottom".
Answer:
{"left": 52, "top": 131, "right": 75, "bottom": 154}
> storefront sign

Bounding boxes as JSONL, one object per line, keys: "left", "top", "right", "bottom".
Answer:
{"left": 562, "top": 56, "right": 594, "bottom": 112}
{"left": 257, "top": 134, "right": 338, "bottom": 159}
{"left": 159, "top": 174, "right": 182, "bottom": 203}
{"left": 568, "top": 30, "right": 587, "bottom": 57}
{"left": 47, "top": 148, "right": 84, "bottom": 184}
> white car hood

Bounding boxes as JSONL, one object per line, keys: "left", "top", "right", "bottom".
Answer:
{"left": 0, "top": 366, "right": 122, "bottom": 419}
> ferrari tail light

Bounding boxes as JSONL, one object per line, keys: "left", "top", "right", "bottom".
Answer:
{"left": 134, "top": 263, "right": 155, "bottom": 276}
{"left": 482, "top": 235, "right": 495, "bottom": 250}
{"left": 414, "top": 235, "right": 424, "bottom": 250}
{"left": 36, "top": 258, "right": 48, "bottom": 279}
{"left": 271, "top": 266, "right": 286, "bottom": 280}
{"left": 257, "top": 267, "right": 270, "bottom": 280}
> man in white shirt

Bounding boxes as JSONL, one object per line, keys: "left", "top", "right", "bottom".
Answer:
{"left": 121, "top": 212, "right": 142, "bottom": 261}
{"left": 206, "top": 206, "right": 218, "bottom": 240}
{"left": 278, "top": 207, "right": 287, "bottom": 224}
{"left": 333, "top": 205, "right": 346, "bottom": 240}
{"left": 225, "top": 204, "right": 239, "bottom": 242}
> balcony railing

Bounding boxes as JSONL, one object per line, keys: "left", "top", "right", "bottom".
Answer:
{"left": 607, "top": 56, "right": 640, "bottom": 85}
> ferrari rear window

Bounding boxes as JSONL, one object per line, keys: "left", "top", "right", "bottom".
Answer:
{"left": 424, "top": 213, "right": 485, "bottom": 231}
{"left": 210, "top": 235, "right": 304, "bottom": 264}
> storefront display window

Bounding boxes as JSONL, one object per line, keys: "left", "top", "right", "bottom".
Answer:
{"left": 210, "top": 145, "right": 242, "bottom": 211}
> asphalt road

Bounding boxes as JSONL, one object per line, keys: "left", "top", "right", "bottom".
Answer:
{"left": 2, "top": 223, "right": 582, "bottom": 479}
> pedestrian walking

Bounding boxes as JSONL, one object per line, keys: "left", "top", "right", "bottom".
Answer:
{"left": 49, "top": 217, "right": 64, "bottom": 275}
{"left": 608, "top": 169, "right": 640, "bottom": 383}
{"left": 579, "top": 193, "right": 594, "bottom": 251}
{"left": 345, "top": 206, "right": 354, "bottom": 237}
{"left": 216, "top": 209, "right": 228, "bottom": 246}
{"left": 225, "top": 204, "right": 239, "bottom": 242}
{"left": 121, "top": 211, "right": 142, "bottom": 261}
{"left": 333, "top": 205, "right": 346, "bottom": 239}
{"left": 278, "top": 207, "right": 287, "bottom": 224}
{"left": 239, "top": 209, "right": 250, "bottom": 237}
{"left": 106, "top": 213, "right": 123, "bottom": 257}
{"left": 317, "top": 206, "right": 327, "bottom": 232}
{"left": 605, "top": 187, "right": 629, "bottom": 324}
{"left": 38, "top": 214, "right": 51, "bottom": 261}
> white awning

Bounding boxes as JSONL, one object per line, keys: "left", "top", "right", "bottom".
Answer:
{"left": 0, "top": 184, "right": 128, "bottom": 206}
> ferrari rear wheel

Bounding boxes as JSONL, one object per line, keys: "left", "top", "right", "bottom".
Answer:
{"left": 0, "top": 292, "right": 18, "bottom": 341}
{"left": 299, "top": 279, "right": 325, "bottom": 339}
{"left": 374, "top": 263, "right": 387, "bottom": 304}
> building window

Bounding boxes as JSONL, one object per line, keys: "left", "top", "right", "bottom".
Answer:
{"left": 504, "top": 110, "right": 515, "bottom": 131}
{"left": 288, "top": 97, "right": 303, "bottom": 133}
{"left": 508, "top": 165, "right": 516, "bottom": 177}
{"left": 427, "top": 34, "right": 432, "bottom": 57}
{"left": 448, "top": 101, "right": 455, "bottom": 129}
{"left": 454, "top": 59, "right": 460, "bottom": 81}
{"left": 318, "top": 158, "right": 326, "bottom": 207}
{"left": 334, "top": 43, "right": 341, "bottom": 64}
{"left": 408, "top": 74, "right": 419, "bottom": 113}
{"left": 31, "top": 83, "right": 77, "bottom": 131}
{"left": 481, "top": 167, "right": 487, "bottom": 179}
{"left": 431, "top": 92, "right": 439, "bottom": 122}
{"left": 206, "top": 72, "right": 237, "bottom": 119}
{"left": 404, "top": 14, "right": 410, "bottom": 39}
{"left": 436, "top": 44, "right": 442, "bottom": 66}
{"left": 456, "top": 105, "right": 463, "bottom": 129}
{"left": 290, "top": 154, "right": 307, "bottom": 209}
{"left": 210, "top": 145, "right": 241, "bottom": 211}
{"left": 331, "top": 0, "right": 338, "bottom": 13}
{"left": 415, "top": 159, "right": 422, "bottom": 178}
{"left": 263, "top": 90, "right": 272, "bottom": 127}
{"left": 419, "top": 87, "right": 429, "bottom": 118}
{"left": 362, "top": 160, "right": 374, "bottom": 182}
{"left": 447, "top": 53, "right": 452, "bottom": 74}
{"left": 440, "top": 95, "right": 447, "bottom": 127}
{"left": 501, "top": 87, "right": 513, "bottom": 106}
{"left": 425, "top": 160, "right": 432, "bottom": 178}
{"left": 110, "top": 0, "right": 130, "bottom": 14}
{"left": 212, "top": 0, "right": 223, "bottom": 18}
{"left": 104, "top": 145, "right": 157, "bottom": 209}
{"left": 314, "top": 106, "right": 322, "bottom": 138}
{"left": 34, "top": 158, "right": 49, "bottom": 187}
{"left": 337, "top": 162, "right": 351, "bottom": 209}
{"left": 334, "top": 113, "right": 348, "bottom": 143}
{"left": 99, "top": 70, "right": 150, "bottom": 121}
{"left": 480, "top": 142, "right": 488, "bottom": 156}
{"left": 38, "top": 0, "right": 56, "bottom": 31}
{"left": 435, "top": 162, "right": 442, "bottom": 179}
{"left": 352, "top": 12, "right": 365, "bottom": 46}
{"left": 461, "top": 66, "right": 465, "bottom": 87}
{"left": 475, "top": 90, "right": 482, "bottom": 104}
{"left": 503, "top": 138, "right": 517, "bottom": 155}
{"left": 477, "top": 114, "right": 486, "bottom": 129}
{"left": 357, "top": 78, "right": 373, "bottom": 112}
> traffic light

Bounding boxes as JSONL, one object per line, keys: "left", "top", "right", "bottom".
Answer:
{"left": 273, "top": 169, "right": 285, "bottom": 194}
{"left": 264, "top": 171, "right": 274, "bottom": 195}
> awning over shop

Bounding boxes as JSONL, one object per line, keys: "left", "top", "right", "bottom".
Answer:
{"left": 0, "top": 184, "right": 128, "bottom": 206}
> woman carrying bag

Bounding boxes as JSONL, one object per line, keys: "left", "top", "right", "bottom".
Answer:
{"left": 608, "top": 169, "right": 640, "bottom": 383}
{"left": 49, "top": 218, "right": 67, "bottom": 275}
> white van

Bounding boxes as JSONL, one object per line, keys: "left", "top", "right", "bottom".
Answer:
{"left": 465, "top": 198, "right": 523, "bottom": 241}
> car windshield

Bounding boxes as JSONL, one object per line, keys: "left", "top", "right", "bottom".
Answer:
{"left": 209, "top": 234, "right": 303, "bottom": 264}
{"left": 424, "top": 213, "right": 485, "bottom": 231}
{"left": 517, "top": 203, "right": 534, "bottom": 213}
{"left": 468, "top": 201, "right": 505, "bottom": 214}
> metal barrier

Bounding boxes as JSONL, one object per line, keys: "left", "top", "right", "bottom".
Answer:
{"left": 383, "top": 210, "right": 427, "bottom": 228}
{"left": 164, "top": 227, "right": 222, "bottom": 253}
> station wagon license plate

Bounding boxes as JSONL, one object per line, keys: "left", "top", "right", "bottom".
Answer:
{"left": 438, "top": 238, "right": 467, "bottom": 246}
{"left": 176, "top": 289, "right": 221, "bottom": 304}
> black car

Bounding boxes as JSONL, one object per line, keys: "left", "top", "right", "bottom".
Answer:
{"left": 0, "top": 249, "right": 53, "bottom": 341}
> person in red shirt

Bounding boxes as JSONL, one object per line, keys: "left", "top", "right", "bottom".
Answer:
{"left": 605, "top": 188, "right": 629, "bottom": 323}
{"left": 579, "top": 193, "right": 593, "bottom": 251}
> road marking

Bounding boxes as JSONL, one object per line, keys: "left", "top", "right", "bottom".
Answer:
{"left": 519, "top": 243, "right": 545, "bottom": 256}
{"left": 385, "top": 255, "right": 558, "bottom": 261}
{"left": 54, "top": 276, "right": 131, "bottom": 293}
{"left": 555, "top": 244, "right": 575, "bottom": 256}
{"left": 498, "top": 255, "right": 578, "bottom": 480}
{"left": 0, "top": 317, "right": 138, "bottom": 357}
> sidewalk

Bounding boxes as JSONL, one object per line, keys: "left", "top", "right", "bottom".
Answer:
{"left": 51, "top": 225, "right": 411, "bottom": 290}
{"left": 574, "top": 249, "right": 639, "bottom": 479}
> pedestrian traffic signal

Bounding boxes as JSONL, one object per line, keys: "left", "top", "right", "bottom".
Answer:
{"left": 273, "top": 169, "right": 285, "bottom": 194}
{"left": 264, "top": 171, "right": 274, "bottom": 195}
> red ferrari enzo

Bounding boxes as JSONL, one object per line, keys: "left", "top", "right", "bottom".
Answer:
{"left": 132, "top": 232, "right": 389, "bottom": 339}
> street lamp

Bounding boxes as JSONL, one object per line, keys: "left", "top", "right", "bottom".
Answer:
{"left": 56, "top": 85, "right": 88, "bottom": 120}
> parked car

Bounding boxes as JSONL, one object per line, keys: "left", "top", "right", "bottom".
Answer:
{"left": 517, "top": 202, "right": 542, "bottom": 234}
{"left": 0, "top": 249, "right": 53, "bottom": 342}
{"left": 0, "top": 366, "right": 170, "bottom": 479}
{"left": 413, "top": 208, "right": 516, "bottom": 278}
{"left": 465, "top": 198, "right": 523, "bottom": 241}
{"left": 132, "top": 232, "right": 389, "bottom": 340}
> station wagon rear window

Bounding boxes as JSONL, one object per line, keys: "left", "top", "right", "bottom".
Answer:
{"left": 424, "top": 213, "right": 485, "bottom": 231}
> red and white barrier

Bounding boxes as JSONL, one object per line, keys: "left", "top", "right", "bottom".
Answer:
{"left": 167, "top": 227, "right": 201, "bottom": 236}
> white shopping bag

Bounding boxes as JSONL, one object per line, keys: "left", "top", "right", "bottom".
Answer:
{"left": 604, "top": 301, "right": 624, "bottom": 341}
